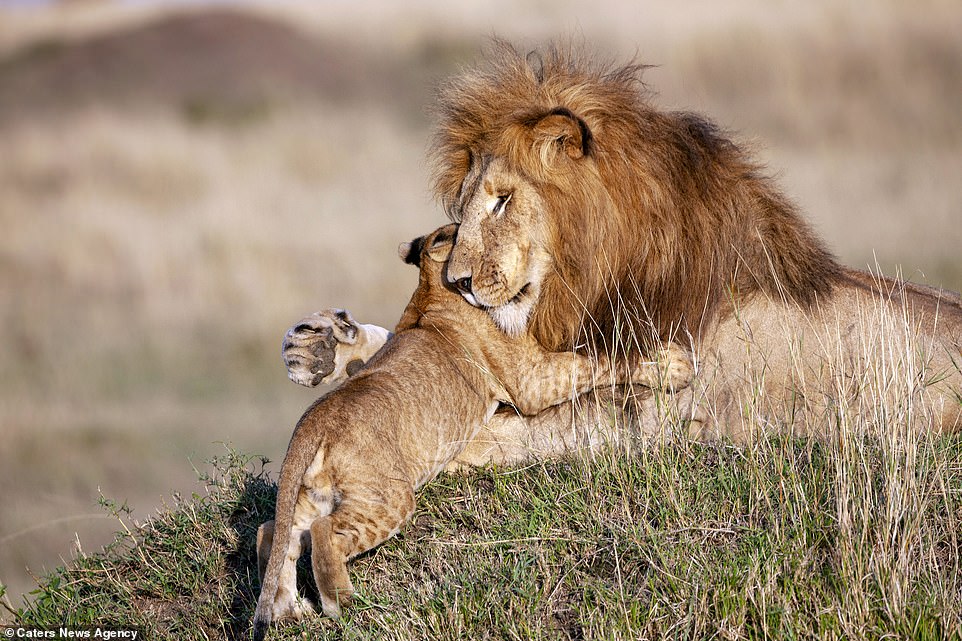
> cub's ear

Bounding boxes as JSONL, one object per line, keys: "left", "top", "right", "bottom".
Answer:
{"left": 530, "top": 107, "right": 592, "bottom": 160}
{"left": 399, "top": 224, "right": 458, "bottom": 265}
{"left": 398, "top": 234, "right": 426, "bottom": 266}
{"left": 425, "top": 238, "right": 453, "bottom": 263}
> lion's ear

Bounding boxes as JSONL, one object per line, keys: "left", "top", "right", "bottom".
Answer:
{"left": 531, "top": 107, "right": 593, "bottom": 160}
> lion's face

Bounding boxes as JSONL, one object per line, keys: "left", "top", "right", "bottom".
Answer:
{"left": 446, "top": 157, "right": 552, "bottom": 337}
{"left": 428, "top": 41, "right": 850, "bottom": 358}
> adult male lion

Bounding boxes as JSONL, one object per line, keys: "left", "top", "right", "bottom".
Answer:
{"left": 286, "top": 42, "right": 960, "bottom": 442}
{"left": 433, "top": 42, "right": 961, "bottom": 437}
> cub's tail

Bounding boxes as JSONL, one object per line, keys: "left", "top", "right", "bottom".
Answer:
{"left": 252, "top": 400, "right": 329, "bottom": 640}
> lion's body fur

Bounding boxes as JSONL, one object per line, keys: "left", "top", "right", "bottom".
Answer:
{"left": 433, "top": 41, "right": 962, "bottom": 434}
{"left": 693, "top": 270, "right": 962, "bottom": 438}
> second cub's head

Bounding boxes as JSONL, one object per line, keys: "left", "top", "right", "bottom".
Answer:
{"left": 395, "top": 223, "right": 461, "bottom": 330}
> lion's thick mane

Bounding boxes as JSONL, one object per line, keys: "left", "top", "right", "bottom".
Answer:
{"left": 430, "top": 42, "right": 842, "bottom": 353}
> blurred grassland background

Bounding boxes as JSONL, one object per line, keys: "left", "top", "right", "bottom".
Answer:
{"left": 0, "top": 0, "right": 960, "bottom": 609}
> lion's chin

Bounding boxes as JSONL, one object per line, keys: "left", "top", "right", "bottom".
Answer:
{"left": 488, "top": 300, "right": 533, "bottom": 337}
{"left": 457, "top": 282, "right": 537, "bottom": 337}
{"left": 486, "top": 284, "right": 536, "bottom": 337}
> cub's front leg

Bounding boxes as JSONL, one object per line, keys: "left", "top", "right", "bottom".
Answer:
{"left": 500, "top": 342, "right": 693, "bottom": 416}
{"left": 282, "top": 309, "right": 392, "bottom": 387}
{"left": 631, "top": 342, "right": 694, "bottom": 393}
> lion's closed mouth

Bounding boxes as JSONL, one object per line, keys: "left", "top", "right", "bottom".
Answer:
{"left": 509, "top": 283, "right": 532, "bottom": 305}
{"left": 475, "top": 283, "right": 531, "bottom": 310}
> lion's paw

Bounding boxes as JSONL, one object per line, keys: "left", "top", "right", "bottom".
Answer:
{"left": 656, "top": 343, "right": 694, "bottom": 392}
{"left": 282, "top": 309, "right": 360, "bottom": 387}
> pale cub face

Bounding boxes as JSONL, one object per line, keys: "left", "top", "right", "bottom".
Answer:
{"left": 444, "top": 157, "right": 552, "bottom": 337}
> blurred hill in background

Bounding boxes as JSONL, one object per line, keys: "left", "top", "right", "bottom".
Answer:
{"left": 1, "top": 0, "right": 960, "bottom": 609}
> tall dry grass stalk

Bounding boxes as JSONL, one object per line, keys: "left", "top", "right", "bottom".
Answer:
{"left": 814, "top": 270, "right": 960, "bottom": 635}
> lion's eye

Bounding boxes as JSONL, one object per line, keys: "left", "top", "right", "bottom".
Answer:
{"left": 492, "top": 194, "right": 511, "bottom": 216}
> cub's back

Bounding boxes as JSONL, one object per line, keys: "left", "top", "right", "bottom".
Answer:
{"left": 306, "top": 326, "right": 496, "bottom": 484}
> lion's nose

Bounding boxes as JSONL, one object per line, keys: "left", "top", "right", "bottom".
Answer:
{"left": 447, "top": 264, "right": 472, "bottom": 290}
{"left": 447, "top": 268, "right": 479, "bottom": 305}
{"left": 455, "top": 277, "right": 472, "bottom": 295}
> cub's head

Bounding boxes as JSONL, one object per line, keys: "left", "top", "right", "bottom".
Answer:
{"left": 395, "top": 223, "right": 461, "bottom": 331}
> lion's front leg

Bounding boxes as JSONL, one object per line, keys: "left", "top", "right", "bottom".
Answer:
{"left": 282, "top": 309, "right": 392, "bottom": 387}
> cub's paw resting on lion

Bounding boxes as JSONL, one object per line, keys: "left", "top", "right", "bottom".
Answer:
{"left": 282, "top": 309, "right": 391, "bottom": 387}
{"left": 650, "top": 342, "right": 695, "bottom": 393}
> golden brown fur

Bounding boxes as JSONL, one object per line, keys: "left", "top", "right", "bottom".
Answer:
{"left": 433, "top": 41, "right": 962, "bottom": 434}
{"left": 252, "top": 224, "right": 692, "bottom": 638}
{"left": 433, "top": 41, "right": 842, "bottom": 354}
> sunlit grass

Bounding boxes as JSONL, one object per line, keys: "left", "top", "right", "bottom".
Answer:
{"left": 8, "top": 427, "right": 960, "bottom": 640}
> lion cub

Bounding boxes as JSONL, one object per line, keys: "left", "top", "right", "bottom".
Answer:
{"left": 252, "top": 224, "right": 692, "bottom": 638}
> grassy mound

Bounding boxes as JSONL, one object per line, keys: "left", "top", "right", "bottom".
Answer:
{"left": 7, "top": 438, "right": 962, "bottom": 640}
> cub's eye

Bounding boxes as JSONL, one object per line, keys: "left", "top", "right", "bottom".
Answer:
{"left": 492, "top": 193, "right": 511, "bottom": 216}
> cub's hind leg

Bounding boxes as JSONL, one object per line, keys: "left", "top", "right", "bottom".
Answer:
{"left": 258, "top": 522, "right": 314, "bottom": 622}
{"left": 308, "top": 484, "right": 416, "bottom": 618}
{"left": 310, "top": 516, "right": 353, "bottom": 618}
{"left": 256, "top": 520, "right": 275, "bottom": 584}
